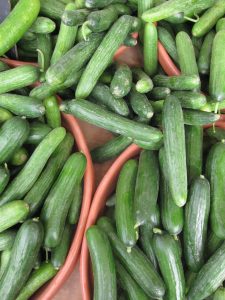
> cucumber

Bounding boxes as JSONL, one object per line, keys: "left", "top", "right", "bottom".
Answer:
{"left": 158, "top": 26, "right": 178, "bottom": 64}
{"left": 206, "top": 142, "right": 225, "bottom": 239}
{"left": 0, "top": 117, "right": 30, "bottom": 165}
{"left": 116, "top": 260, "right": 149, "bottom": 300}
{"left": 0, "top": 229, "right": 16, "bottom": 251}
{"left": 97, "top": 217, "right": 165, "bottom": 299}
{"left": 216, "top": 18, "right": 225, "bottom": 32}
{"left": 41, "top": 153, "right": 86, "bottom": 248}
{"left": 172, "top": 91, "right": 207, "bottom": 110}
{"left": 75, "top": 15, "right": 135, "bottom": 98}
{"left": 202, "top": 99, "right": 225, "bottom": 113}
{"left": 24, "top": 133, "right": 74, "bottom": 216}
{"left": 112, "top": 3, "right": 132, "bottom": 15}
{"left": 29, "top": 17, "right": 56, "bottom": 34}
{"left": 209, "top": 30, "right": 225, "bottom": 102}
{"left": 40, "top": 0, "right": 65, "bottom": 20}
{"left": 115, "top": 159, "right": 138, "bottom": 247}
{"left": 15, "top": 262, "right": 57, "bottom": 300}
{"left": 153, "top": 232, "right": 185, "bottom": 300}
{"left": 99, "top": 69, "right": 113, "bottom": 84}
{"left": 123, "top": 35, "right": 137, "bottom": 47}
{"left": 206, "top": 127, "right": 225, "bottom": 141}
{"left": 183, "top": 109, "right": 220, "bottom": 126}
{"left": 213, "top": 287, "right": 225, "bottom": 300}
{"left": 184, "top": 176, "right": 210, "bottom": 272}
{"left": 0, "top": 0, "right": 40, "bottom": 56}
{"left": 153, "top": 74, "right": 200, "bottom": 90}
{"left": 22, "top": 31, "right": 36, "bottom": 41}
{"left": 37, "top": 33, "right": 52, "bottom": 73}
{"left": 0, "top": 200, "right": 29, "bottom": 233}
{"left": 185, "top": 125, "right": 203, "bottom": 184}
{"left": 0, "top": 220, "right": 43, "bottom": 300}
{"left": 159, "top": 148, "right": 184, "bottom": 235}
{"left": 18, "top": 38, "right": 37, "bottom": 52}
{"left": 0, "top": 249, "right": 11, "bottom": 280}
{"left": 90, "top": 83, "right": 130, "bottom": 116}
{"left": 110, "top": 64, "right": 132, "bottom": 99}
{"left": 187, "top": 242, "right": 225, "bottom": 300}
{"left": 61, "top": 99, "right": 163, "bottom": 144}
{"left": 46, "top": 33, "right": 103, "bottom": 86}
{"left": 86, "top": 225, "right": 117, "bottom": 300}
{"left": 10, "top": 147, "right": 28, "bottom": 166}
{"left": 192, "top": 0, "right": 225, "bottom": 37}
{"left": 143, "top": 22, "right": 158, "bottom": 76}
{"left": 51, "top": 223, "right": 73, "bottom": 270}
{"left": 0, "top": 127, "right": 66, "bottom": 206}
{"left": 26, "top": 122, "right": 51, "bottom": 145}
{"left": 85, "top": 0, "right": 126, "bottom": 8}
{"left": 148, "top": 86, "right": 171, "bottom": 100}
{"left": 0, "top": 108, "right": 12, "bottom": 124}
{"left": 51, "top": 3, "right": 78, "bottom": 65}
{"left": 0, "top": 165, "right": 9, "bottom": 195}
{"left": 0, "top": 62, "right": 10, "bottom": 72}
{"left": 68, "top": 183, "right": 83, "bottom": 224}
{"left": 62, "top": 8, "right": 89, "bottom": 26}
{"left": 206, "top": 230, "right": 223, "bottom": 259}
{"left": 43, "top": 96, "right": 61, "bottom": 128}
{"left": 132, "top": 68, "right": 154, "bottom": 94}
{"left": 198, "top": 30, "right": 215, "bottom": 75}
{"left": 162, "top": 95, "right": 187, "bottom": 207}
{"left": 134, "top": 150, "right": 159, "bottom": 227}
{"left": 129, "top": 88, "right": 154, "bottom": 119}
{"left": 0, "top": 94, "right": 45, "bottom": 119}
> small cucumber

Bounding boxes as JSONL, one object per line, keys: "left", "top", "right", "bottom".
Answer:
{"left": 37, "top": 33, "right": 52, "bottom": 73}
{"left": 26, "top": 122, "right": 51, "bottom": 145}
{"left": 68, "top": 183, "right": 83, "bottom": 224}
{"left": 62, "top": 8, "right": 89, "bottom": 26}
{"left": 129, "top": 88, "right": 154, "bottom": 120}
{"left": 0, "top": 164, "right": 9, "bottom": 195}
{"left": 86, "top": 225, "right": 117, "bottom": 300}
{"left": 206, "top": 230, "right": 223, "bottom": 259}
{"left": 144, "top": 22, "right": 158, "bottom": 76}
{"left": 10, "top": 147, "right": 28, "bottom": 166}
{"left": 132, "top": 68, "right": 154, "bottom": 94}
{"left": 44, "top": 96, "right": 61, "bottom": 128}
{"left": 183, "top": 109, "right": 220, "bottom": 126}
{"left": 158, "top": 26, "right": 179, "bottom": 64}
{"left": 198, "top": 30, "right": 215, "bottom": 75}
{"left": 216, "top": 18, "right": 225, "bottom": 32}
{"left": 153, "top": 74, "right": 200, "bottom": 90}
{"left": 40, "top": 0, "right": 65, "bottom": 20}
{"left": 0, "top": 229, "right": 16, "bottom": 251}
{"left": 29, "top": 17, "right": 56, "bottom": 34}
{"left": 172, "top": 91, "right": 207, "bottom": 110}
{"left": 115, "top": 159, "right": 138, "bottom": 247}
{"left": 148, "top": 86, "right": 171, "bottom": 100}
{"left": 0, "top": 108, "right": 12, "bottom": 124}
{"left": 110, "top": 64, "right": 132, "bottom": 99}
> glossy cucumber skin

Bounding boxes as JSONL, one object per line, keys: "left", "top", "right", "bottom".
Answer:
{"left": 0, "top": 165, "right": 9, "bottom": 195}
{"left": 198, "top": 30, "right": 215, "bottom": 75}
{"left": 162, "top": 96, "right": 187, "bottom": 207}
{"left": 68, "top": 183, "right": 83, "bottom": 224}
{"left": 183, "top": 109, "right": 220, "bottom": 126}
{"left": 41, "top": 153, "right": 86, "bottom": 248}
{"left": 24, "top": 133, "right": 74, "bottom": 216}
{"left": 0, "top": 220, "right": 43, "bottom": 300}
{"left": 0, "top": 0, "right": 40, "bottom": 56}
{"left": 134, "top": 150, "right": 159, "bottom": 227}
{"left": 0, "top": 127, "right": 66, "bottom": 206}
{"left": 44, "top": 96, "right": 61, "bottom": 128}
{"left": 153, "top": 233, "right": 185, "bottom": 300}
{"left": 187, "top": 242, "right": 225, "bottom": 300}
{"left": 115, "top": 159, "right": 138, "bottom": 247}
{"left": 110, "top": 64, "right": 132, "bottom": 98}
{"left": 97, "top": 217, "right": 165, "bottom": 299}
{"left": 0, "top": 229, "right": 16, "bottom": 251}
{"left": 0, "top": 117, "right": 30, "bottom": 165}
{"left": 143, "top": 22, "right": 158, "bottom": 76}
{"left": 26, "top": 122, "right": 51, "bottom": 145}
{"left": 15, "top": 262, "right": 57, "bottom": 300}
{"left": 129, "top": 88, "right": 154, "bottom": 119}
{"left": 86, "top": 225, "right": 117, "bottom": 300}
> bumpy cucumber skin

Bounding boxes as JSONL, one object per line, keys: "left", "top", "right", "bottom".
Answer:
{"left": 110, "top": 64, "right": 132, "bottom": 98}
{"left": 198, "top": 30, "right": 215, "bottom": 75}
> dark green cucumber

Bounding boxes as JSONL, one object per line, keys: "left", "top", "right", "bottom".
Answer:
{"left": 172, "top": 91, "right": 207, "bottom": 110}
{"left": 143, "top": 22, "right": 158, "bottom": 76}
{"left": 40, "top": 0, "right": 65, "bottom": 20}
{"left": 132, "top": 68, "right": 154, "bottom": 94}
{"left": 213, "top": 287, "right": 225, "bottom": 300}
{"left": 153, "top": 232, "right": 185, "bottom": 300}
{"left": 91, "top": 136, "right": 132, "bottom": 163}
{"left": 0, "top": 117, "right": 30, "bottom": 165}
{"left": 116, "top": 260, "right": 149, "bottom": 300}
{"left": 112, "top": 3, "right": 132, "bottom": 15}
{"left": 29, "top": 17, "right": 56, "bottom": 34}
{"left": 75, "top": 15, "right": 135, "bottom": 98}
{"left": 18, "top": 38, "right": 37, "bottom": 52}
{"left": 134, "top": 150, "right": 159, "bottom": 227}
{"left": 134, "top": 137, "right": 163, "bottom": 151}
{"left": 97, "top": 217, "right": 165, "bottom": 299}
{"left": 187, "top": 241, "right": 225, "bottom": 300}
{"left": 44, "top": 96, "right": 61, "bottom": 128}
{"left": 158, "top": 26, "right": 178, "bottom": 64}
{"left": 206, "top": 127, "right": 225, "bottom": 141}
{"left": 0, "top": 108, "right": 12, "bottom": 123}
{"left": 0, "top": 94, "right": 45, "bottom": 119}
{"left": 26, "top": 122, "right": 51, "bottom": 145}
{"left": 99, "top": 69, "right": 113, "bottom": 84}
{"left": 0, "top": 249, "right": 11, "bottom": 280}
{"left": 90, "top": 83, "right": 129, "bottom": 116}
{"left": 37, "top": 33, "right": 52, "bottom": 73}
{"left": 0, "top": 0, "right": 40, "bottom": 56}
{"left": 68, "top": 183, "right": 83, "bottom": 224}
{"left": 115, "top": 159, "right": 138, "bottom": 247}
{"left": 206, "top": 230, "right": 223, "bottom": 259}
{"left": 51, "top": 223, "right": 73, "bottom": 270}
{"left": 61, "top": 99, "right": 163, "bottom": 144}
{"left": 86, "top": 225, "right": 117, "bottom": 300}
{"left": 85, "top": 0, "right": 126, "bottom": 9}
{"left": 16, "top": 262, "right": 57, "bottom": 300}
{"left": 198, "top": 30, "right": 215, "bottom": 75}
{"left": 0, "top": 220, "right": 43, "bottom": 300}
{"left": 0, "top": 164, "right": 9, "bottom": 195}
{"left": 24, "top": 133, "right": 74, "bottom": 216}
{"left": 216, "top": 18, "right": 225, "bottom": 32}
{"left": 62, "top": 8, "right": 89, "bottom": 26}
{"left": 209, "top": 30, "right": 225, "bottom": 102}
{"left": 183, "top": 109, "right": 220, "bottom": 126}
{"left": 148, "top": 86, "right": 171, "bottom": 100}
{"left": 129, "top": 88, "right": 154, "bottom": 120}
{"left": 153, "top": 74, "right": 200, "bottom": 90}
{"left": 0, "top": 229, "right": 16, "bottom": 251}
{"left": 41, "top": 153, "right": 86, "bottom": 248}
{"left": 110, "top": 64, "right": 132, "bottom": 99}
{"left": 0, "top": 127, "right": 66, "bottom": 206}
{"left": 159, "top": 148, "right": 184, "bottom": 235}
{"left": 184, "top": 176, "right": 210, "bottom": 272}
{"left": 10, "top": 147, "right": 28, "bottom": 166}
{"left": 162, "top": 95, "right": 187, "bottom": 207}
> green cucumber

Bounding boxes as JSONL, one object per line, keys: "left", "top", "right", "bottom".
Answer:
{"left": 37, "top": 33, "right": 52, "bottom": 73}
{"left": 0, "top": 0, "right": 40, "bottom": 56}
{"left": 26, "top": 122, "right": 51, "bottom": 145}
{"left": 97, "top": 217, "right": 165, "bottom": 299}
{"left": 158, "top": 26, "right": 178, "bottom": 64}
{"left": 99, "top": 69, "right": 113, "bottom": 84}
{"left": 110, "top": 64, "right": 132, "bottom": 99}
{"left": 61, "top": 99, "right": 163, "bottom": 144}
{"left": 148, "top": 86, "right": 171, "bottom": 100}
{"left": 184, "top": 176, "right": 210, "bottom": 272}
{"left": 123, "top": 35, "right": 137, "bottom": 47}
{"left": 206, "top": 230, "right": 223, "bottom": 259}
{"left": 0, "top": 220, "right": 43, "bottom": 300}
{"left": 115, "top": 159, "right": 138, "bottom": 247}
{"left": 0, "top": 117, "right": 30, "bottom": 165}
{"left": 153, "top": 232, "right": 185, "bottom": 300}
{"left": 41, "top": 153, "right": 86, "bottom": 248}
{"left": 30, "top": 17, "right": 56, "bottom": 34}
{"left": 15, "top": 262, "right": 57, "bottom": 300}
{"left": 162, "top": 95, "right": 187, "bottom": 207}
{"left": 153, "top": 74, "right": 200, "bottom": 90}
{"left": 86, "top": 225, "right": 117, "bottom": 300}
{"left": 44, "top": 96, "right": 61, "bottom": 128}
{"left": 0, "top": 249, "right": 12, "bottom": 280}
{"left": 40, "top": 0, "right": 65, "bottom": 20}
{"left": 0, "top": 127, "right": 66, "bottom": 206}
{"left": 213, "top": 287, "right": 225, "bottom": 300}
{"left": 134, "top": 150, "right": 159, "bottom": 227}
{"left": 0, "top": 108, "right": 12, "bottom": 124}
{"left": 24, "top": 133, "right": 74, "bottom": 216}
{"left": 62, "top": 8, "right": 89, "bottom": 26}
{"left": 129, "top": 88, "right": 154, "bottom": 119}
{"left": 51, "top": 223, "right": 73, "bottom": 269}
{"left": 0, "top": 165, "right": 9, "bottom": 195}
{"left": 183, "top": 109, "right": 220, "bottom": 126}
{"left": 172, "top": 91, "right": 206, "bottom": 110}
{"left": 216, "top": 18, "right": 225, "bottom": 32}
{"left": 143, "top": 22, "right": 158, "bottom": 76}
{"left": 138, "top": 0, "right": 154, "bottom": 17}
{"left": 10, "top": 147, "right": 28, "bottom": 166}
{"left": 85, "top": 0, "right": 126, "bottom": 8}
{"left": 198, "top": 30, "right": 215, "bottom": 75}
{"left": 18, "top": 38, "right": 37, "bottom": 52}
{"left": 132, "top": 68, "right": 154, "bottom": 94}
{"left": 112, "top": 3, "right": 132, "bottom": 15}
{"left": 75, "top": 15, "right": 135, "bottom": 98}
{"left": 206, "top": 127, "right": 225, "bottom": 141}
{"left": 0, "top": 62, "right": 10, "bottom": 72}
{"left": 68, "top": 183, "right": 83, "bottom": 224}
{"left": 0, "top": 229, "right": 16, "bottom": 251}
